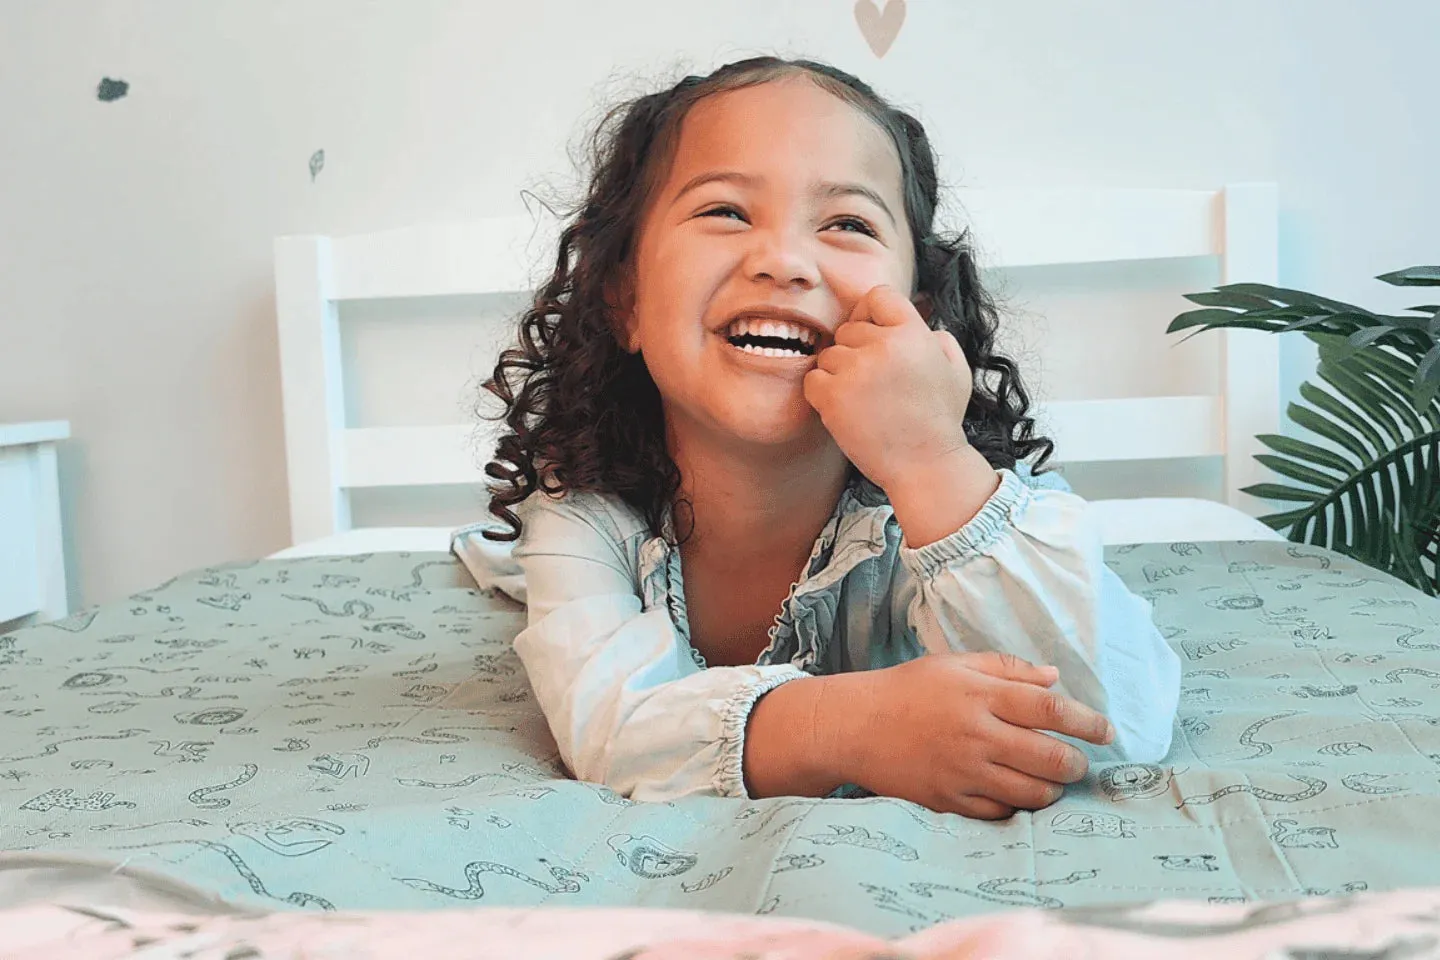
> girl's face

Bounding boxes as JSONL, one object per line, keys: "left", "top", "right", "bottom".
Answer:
{"left": 615, "top": 76, "right": 918, "bottom": 462}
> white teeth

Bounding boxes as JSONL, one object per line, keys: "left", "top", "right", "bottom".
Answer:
{"left": 725, "top": 317, "right": 817, "bottom": 346}
{"left": 734, "top": 342, "right": 805, "bottom": 358}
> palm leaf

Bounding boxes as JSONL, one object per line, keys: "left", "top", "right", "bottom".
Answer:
{"left": 1378, "top": 266, "right": 1440, "bottom": 287}
{"left": 1278, "top": 314, "right": 1341, "bottom": 334}
{"left": 1418, "top": 345, "right": 1440, "bottom": 408}
{"left": 1215, "top": 282, "right": 1372, "bottom": 313}
{"left": 1168, "top": 307, "right": 1256, "bottom": 333}
{"left": 1243, "top": 483, "right": 1323, "bottom": 503}
{"left": 1183, "top": 290, "right": 1297, "bottom": 312}
{"left": 1171, "top": 273, "right": 1440, "bottom": 593}
{"left": 1255, "top": 433, "right": 1357, "bottom": 474}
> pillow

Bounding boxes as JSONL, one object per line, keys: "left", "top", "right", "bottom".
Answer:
{"left": 1086, "top": 497, "right": 1285, "bottom": 546}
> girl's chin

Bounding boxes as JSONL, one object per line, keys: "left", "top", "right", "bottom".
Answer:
{"left": 719, "top": 402, "right": 828, "bottom": 443}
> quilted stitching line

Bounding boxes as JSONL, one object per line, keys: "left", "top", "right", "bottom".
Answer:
{"left": 1228, "top": 717, "right": 1403, "bottom": 753}
{"left": 1173, "top": 709, "right": 1213, "bottom": 763}
{"left": 1306, "top": 636, "right": 1439, "bottom": 768}
{"left": 532, "top": 801, "right": 634, "bottom": 909}
{"left": 92, "top": 838, "right": 280, "bottom": 909}
{"left": 650, "top": 795, "right": 734, "bottom": 838}
{"left": 830, "top": 797, "right": 993, "bottom": 843}
{"left": 1116, "top": 792, "right": 1433, "bottom": 831}
{"left": 1021, "top": 811, "right": 1042, "bottom": 900}
{"left": 1065, "top": 882, "right": 1341, "bottom": 895}
{"left": 339, "top": 794, "right": 595, "bottom": 907}
{"left": 1264, "top": 826, "right": 1313, "bottom": 897}
{"left": 490, "top": 793, "right": 605, "bottom": 885}
{"left": 746, "top": 798, "right": 821, "bottom": 915}
{"left": 1216, "top": 770, "right": 1307, "bottom": 898}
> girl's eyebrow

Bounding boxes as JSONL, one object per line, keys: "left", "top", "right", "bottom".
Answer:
{"left": 671, "top": 170, "right": 896, "bottom": 227}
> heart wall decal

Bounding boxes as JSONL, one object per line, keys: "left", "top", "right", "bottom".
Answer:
{"left": 854, "top": 0, "right": 906, "bottom": 58}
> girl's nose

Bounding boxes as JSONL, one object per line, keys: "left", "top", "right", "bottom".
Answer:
{"left": 743, "top": 225, "right": 820, "bottom": 289}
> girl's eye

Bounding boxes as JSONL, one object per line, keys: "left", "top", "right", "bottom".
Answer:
{"left": 699, "top": 207, "right": 878, "bottom": 238}
{"left": 829, "top": 216, "right": 879, "bottom": 238}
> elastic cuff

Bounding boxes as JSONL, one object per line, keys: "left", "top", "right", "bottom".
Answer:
{"left": 899, "top": 468, "right": 1032, "bottom": 581}
{"left": 714, "top": 666, "right": 810, "bottom": 799}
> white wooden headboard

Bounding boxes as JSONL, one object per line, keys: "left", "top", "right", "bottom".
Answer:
{"left": 273, "top": 183, "right": 1280, "bottom": 548}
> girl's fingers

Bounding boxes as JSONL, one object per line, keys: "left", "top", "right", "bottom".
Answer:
{"left": 989, "top": 723, "right": 1089, "bottom": 785}
{"left": 952, "top": 651, "right": 1059, "bottom": 687}
{"left": 993, "top": 682, "right": 1114, "bottom": 746}
{"left": 813, "top": 342, "right": 858, "bottom": 373}
{"left": 932, "top": 328, "right": 966, "bottom": 369}
{"left": 844, "top": 288, "right": 878, "bottom": 326}
{"left": 975, "top": 762, "right": 1068, "bottom": 810}
{"left": 948, "top": 795, "right": 1017, "bottom": 821}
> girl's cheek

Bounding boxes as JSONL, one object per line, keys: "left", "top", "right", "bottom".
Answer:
{"left": 827, "top": 260, "right": 902, "bottom": 300}
{"left": 826, "top": 275, "right": 880, "bottom": 313}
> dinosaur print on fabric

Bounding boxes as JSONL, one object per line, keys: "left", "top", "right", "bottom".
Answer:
{"left": 799, "top": 825, "right": 919, "bottom": 861}
{"left": 400, "top": 859, "right": 589, "bottom": 900}
{"left": 0, "top": 543, "right": 1434, "bottom": 931}
{"left": 1050, "top": 811, "right": 1136, "bottom": 839}
{"left": 1097, "top": 764, "right": 1172, "bottom": 802}
{"left": 607, "top": 835, "right": 699, "bottom": 879}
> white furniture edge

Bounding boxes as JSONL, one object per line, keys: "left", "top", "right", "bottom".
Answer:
{"left": 0, "top": 421, "right": 71, "bottom": 447}
{"left": 274, "top": 184, "right": 1281, "bottom": 547}
{"left": 0, "top": 420, "right": 71, "bottom": 627}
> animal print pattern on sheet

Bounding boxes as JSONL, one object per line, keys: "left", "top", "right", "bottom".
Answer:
{"left": 2, "top": 543, "right": 1439, "bottom": 937}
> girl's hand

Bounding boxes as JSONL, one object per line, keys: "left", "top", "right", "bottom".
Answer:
{"left": 832, "top": 652, "right": 1115, "bottom": 820}
{"left": 802, "top": 284, "right": 972, "bottom": 493}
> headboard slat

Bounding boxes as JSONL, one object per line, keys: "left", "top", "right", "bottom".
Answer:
{"left": 1219, "top": 182, "right": 1282, "bottom": 511}
{"left": 274, "top": 184, "right": 1282, "bottom": 545}
{"left": 331, "top": 218, "right": 565, "bottom": 301}
{"left": 953, "top": 187, "right": 1217, "bottom": 267}
{"left": 274, "top": 235, "right": 351, "bottom": 544}
{"left": 343, "top": 425, "right": 494, "bottom": 488}
{"left": 335, "top": 396, "right": 1225, "bottom": 492}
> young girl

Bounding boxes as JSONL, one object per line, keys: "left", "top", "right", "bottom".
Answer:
{"left": 455, "top": 55, "right": 1181, "bottom": 820}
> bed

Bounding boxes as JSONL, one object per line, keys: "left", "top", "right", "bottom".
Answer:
{"left": 266, "top": 184, "right": 1289, "bottom": 558}
{"left": 7, "top": 183, "right": 1440, "bottom": 956}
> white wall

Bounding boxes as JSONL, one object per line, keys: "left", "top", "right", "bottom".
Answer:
{"left": 1, "top": 0, "right": 1435, "bottom": 609}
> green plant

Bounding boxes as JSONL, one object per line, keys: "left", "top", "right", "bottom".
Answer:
{"left": 1168, "top": 266, "right": 1440, "bottom": 595}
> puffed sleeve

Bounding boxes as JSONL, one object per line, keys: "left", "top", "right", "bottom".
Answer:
{"left": 888, "top": 467, "right": 1181, "bottom": 763}
{"left": 493, "top": 491, "right": 809, "bottom": 800}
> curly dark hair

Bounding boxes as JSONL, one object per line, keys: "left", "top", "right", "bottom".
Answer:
{"left": 475, "top": 55, "right": 1054, "bottom": 545}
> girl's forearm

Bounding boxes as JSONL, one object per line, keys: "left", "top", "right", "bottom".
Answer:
{"left": 741, "top": 672, "right": 874, "bottom": 798}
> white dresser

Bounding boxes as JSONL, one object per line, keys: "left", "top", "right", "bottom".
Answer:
{"left": 0, "top": 420, "right": 70, "bottom": 630}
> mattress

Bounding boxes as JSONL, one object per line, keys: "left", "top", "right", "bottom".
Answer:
{"left": 2, "top": 539, "right": 1438, "bottom": 936}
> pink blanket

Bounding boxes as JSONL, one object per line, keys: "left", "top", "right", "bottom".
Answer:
{"left": 7, "top": 888, "right": 1440, "bottom": 959}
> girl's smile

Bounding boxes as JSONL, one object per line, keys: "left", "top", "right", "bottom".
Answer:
{"left": 717, "top": 330, "right": 819, "bottom": 374}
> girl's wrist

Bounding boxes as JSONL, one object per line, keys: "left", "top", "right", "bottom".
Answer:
{"left": 814, "top": 669, "right": 883, "bottom": 788}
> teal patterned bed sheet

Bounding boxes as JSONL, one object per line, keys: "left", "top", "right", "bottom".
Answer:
{"left": 3, "top": 541, "right": 1440, "bottom": 936}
